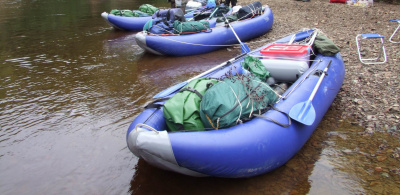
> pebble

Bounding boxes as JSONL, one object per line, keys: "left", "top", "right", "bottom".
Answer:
{"left": 377, "top": 156, "right": 387, "bottom": 162}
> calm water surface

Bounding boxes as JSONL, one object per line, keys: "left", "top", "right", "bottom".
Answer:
{"left": 1, "top": 0, "right": 399, "bottom": 194}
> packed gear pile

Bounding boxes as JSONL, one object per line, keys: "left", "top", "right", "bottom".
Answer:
{"left": 142, "top": 1, "right": 265, "bottom": 35}
{"left": 109, "top": 4, "right": 159, "bottom": 17}
{"left": 162, "top": 56, "right": 285, "bottom": 131}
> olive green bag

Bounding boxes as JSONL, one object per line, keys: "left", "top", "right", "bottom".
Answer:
{"left": 241, "top": 55, "right": 271, "bottom": 82}
{"left": 313, "top": 34, "right": 340, "bottom": 56}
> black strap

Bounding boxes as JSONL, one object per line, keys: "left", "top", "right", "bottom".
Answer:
{"left": 314, "top": 69, "right": 328, "bottom": 77}
{"left": 144, "top": 97, "right": 170, "bottom": 109}
{"left": 253, "top": 105, "right": 291, "bottom": 127}
{"left": 180, "top": 87, "right": 203, "bottom": 99}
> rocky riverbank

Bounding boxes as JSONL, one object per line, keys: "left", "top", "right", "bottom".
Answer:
{"left": 241, "top": 0, "right": 399, "bottom": 135}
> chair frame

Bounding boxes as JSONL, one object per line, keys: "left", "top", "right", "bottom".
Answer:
{"left": 356, "top": 34, "right": 387, "bottom": 65}
{"left": 389, "top": 19, "right": 400, "bottom": 43}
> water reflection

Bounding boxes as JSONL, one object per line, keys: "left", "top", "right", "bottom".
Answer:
{"left": 313, "top": 121, "right": 400, "bottom": 194}
{"left": 127, "top": 109, "right": 334, "bottom": 195}
{"left": 128, "top": 107, "right": 400, "bottom": 195}
{"left": 1, "top": 0, "right": 400, "bottom": 194}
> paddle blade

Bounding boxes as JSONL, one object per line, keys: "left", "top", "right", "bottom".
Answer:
{"left": 289, "top": 100, "right": 316, "bottom": 126}
{"left": 153, "top": 81, "right": 188, "bottom": 99}
{"left": 240, "top": 43, "right": 251, "bottom": 53}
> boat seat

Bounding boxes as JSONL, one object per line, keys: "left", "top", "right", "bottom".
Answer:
{"left": 389, "top": 19, "right": 400, "bottom": 43}
{"left": 356, "top": 33, "right": 387, "bottom": 64}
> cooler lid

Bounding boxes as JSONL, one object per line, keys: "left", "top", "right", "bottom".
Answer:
{"left": 260, "top": 44, "right": 310, "bottom": 55}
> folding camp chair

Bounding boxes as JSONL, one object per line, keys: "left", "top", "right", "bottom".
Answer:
{"left": 356, "top": 34, "right": 387, "bottom": 64}
{"left": 389, "top": 19, "right": 400, "bottom": 43}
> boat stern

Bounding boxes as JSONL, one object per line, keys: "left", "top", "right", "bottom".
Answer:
{"left": 101, "top": 12, "right": 108, "bottom": 21}
{"left": 135, "top": 32, "right": 164, "bottom": 55}
{"left": 127, "top": 125, "right": 207, "bottom": 177}
{"left": 101, "top": 12, "right": 116, "bottom": 29}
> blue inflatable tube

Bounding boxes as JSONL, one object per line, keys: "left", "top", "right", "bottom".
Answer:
{"left": 101, "top": 10, "right": 195, "bottom": 31}
{"left": 135, "top": 7, "right": 274, "bottom": 56}
{"left": 101, "top": 12, "right": 151, "bottom": 31}
{"left": 127, "top": 29, "right": 345, "bottom": 178}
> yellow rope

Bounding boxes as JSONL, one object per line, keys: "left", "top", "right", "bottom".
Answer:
{"left": 205, "top": 114, "right": 217, "bottom": 130}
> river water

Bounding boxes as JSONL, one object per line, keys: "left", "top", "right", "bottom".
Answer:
{"left": 1, "top": 0, "right": 399, "bottom": 194}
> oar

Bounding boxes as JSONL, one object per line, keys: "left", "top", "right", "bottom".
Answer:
{"left": 153, "top": 53, "right": 247, "bottom": 99}
{"left": 289, "top": 60, "right": 332, "bottom": 126}
{"left": 207, "top": 7, "right": 219, "bottom": 19}
{"left": 222, "top": 14, "right": 250, "bottom": 53}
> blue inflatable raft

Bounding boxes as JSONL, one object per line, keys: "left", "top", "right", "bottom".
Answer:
{"left": 101, "top": 7, "right": 207, "bottom": 31}
{"left": 127, "top": 29, "right": 345, "bottom": 178}
{"left": 135, "top": 7, "right": 273, "bottom": 56}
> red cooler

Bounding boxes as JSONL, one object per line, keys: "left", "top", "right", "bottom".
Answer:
{"left": 260, "top": 44, "right": 311, "bottom": 62}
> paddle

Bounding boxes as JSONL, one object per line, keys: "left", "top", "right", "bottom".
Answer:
{"left": 153, "top": 53, "right": 247, "bottom": 99}
{"left": 207, "top": 6, "right": 219, "bottom": 19}
{"left": 289, "top": 60, "right": 332, "bottom": 126}
{"left": 222, "top": 14, "right": 251, "bottom": 53}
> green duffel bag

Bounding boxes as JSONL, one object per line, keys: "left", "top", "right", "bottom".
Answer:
{"left": 200, "top": 74, "right": 279, "bottom": 130}
{"left": 241, "top": 55, "right": 271, "bottom": 82}
{"left": 163, "top": 78, "right": 218, "bottom": 132}
{"left": 216, "top": 13, "right": 238, "bottom": 23}
{"left": 110, "top": 9, "right": 134, "bottom": 17}
{"left": 132, "top": 10, "right": 151, "bottom": 17}
{"left": 139, "top": 4, "right": 159, "bottom": 15}
{"left": 173, "top": 20, "right": 210, "bottom": 35}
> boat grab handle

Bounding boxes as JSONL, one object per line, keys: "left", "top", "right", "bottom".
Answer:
{"left": 134, "top": 123, "right": 159, "bottom": 134}
{"left": 254, "top": 105, "right": 291, "bottom": 127}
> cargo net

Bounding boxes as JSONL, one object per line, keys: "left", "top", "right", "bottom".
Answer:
{"left": 199, "top": 67, "right": 291, "bottom": 130}
{"left": 219, "top": 69, "right": 280, "bottom": 115}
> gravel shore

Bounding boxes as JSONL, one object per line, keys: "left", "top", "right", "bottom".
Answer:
{"left": 241, "top": 0, "right": 399, "bottom": 135}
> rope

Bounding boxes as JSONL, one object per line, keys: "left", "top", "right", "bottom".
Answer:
{"left": 134, "top": 123, "right": 159, "bottom": 134}
{"left": 205, "top": 114, "right": 217, "bottom": 129}
{"left": 221, "top": 80, "right": 243, "bottom": 127}
{"left": 252, "top": 79, "right": 283, "bottom": 99}
{"left": 253, "top": 106, "right": 291, "bottom": 127}
{"left": 148, "top": 32, "right": 240, "bottom": 47}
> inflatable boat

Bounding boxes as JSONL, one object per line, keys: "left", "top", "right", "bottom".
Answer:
{"left": 101, "top": 8, "right": 197, "bottom": 31}
{"left": 135, "top": 6, "right": 273, "bottom": 56}
{"left": 127, "top": 29, "right": 345, "bottom": 178}
{"left": 101, "top": 4, "right": 214, "bottom": 31}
